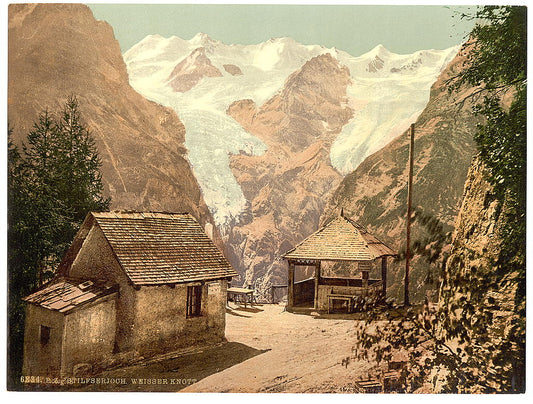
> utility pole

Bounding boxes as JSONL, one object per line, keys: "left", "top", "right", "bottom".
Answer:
{"left": 404, "top": 123, "right": 415, "bottom": 307}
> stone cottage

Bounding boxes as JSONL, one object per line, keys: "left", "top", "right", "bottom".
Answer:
{"left": 23, "top": 211, "right": 237, "bottom": 378}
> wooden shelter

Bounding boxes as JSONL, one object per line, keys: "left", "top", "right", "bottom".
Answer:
{"left": 282, "top": 213, "right": 396, "bottom": 313}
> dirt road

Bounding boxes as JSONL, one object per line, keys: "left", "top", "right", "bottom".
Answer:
{"left": 183, "top": 303, "right": 372, "bottom": 393}
{"left": 62, "top": 303, "right": 371, "bottom": 392}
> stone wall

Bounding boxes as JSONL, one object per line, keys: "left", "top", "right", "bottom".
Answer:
{"left": 22, "top": 305, "right": 64, "bottom": 377}
{"left": 133, "top": 279, "right": 228, "bottom": 356}
{"left": 206, "top": 279, "right": 228, "bottom": 334}
{"left": 61, "top": 294, "right": 117, "bottom": 377}
{"left": 68, "top": 224, "right": 137, "bottom": 352}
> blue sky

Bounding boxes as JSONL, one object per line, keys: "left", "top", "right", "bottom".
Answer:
{"left": 87, "top": 4, "right": 477, "bottom": 55}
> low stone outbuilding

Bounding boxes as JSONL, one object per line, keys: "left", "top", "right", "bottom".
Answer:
{"left": 23, "top": 211, "right": 237, "bottom": 378}
{"left": 23, "top": 278, "right": 118, "bottom": 378}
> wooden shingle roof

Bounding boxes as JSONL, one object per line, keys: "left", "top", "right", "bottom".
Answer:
{"left": 90, "top": 212, "right": 237, "bottom": 285}
{"left": 282, "top": 215, "right": 396, "bottom": 262}
{"left": 58, "top": 211, "right": 237, "bottom": 286}
{"left": 24, "top": 278, "right": 117, "bottom": 313}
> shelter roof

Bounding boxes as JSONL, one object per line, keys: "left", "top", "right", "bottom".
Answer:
{"left": 282, "top": 215, "right": 396, "bottom": 262}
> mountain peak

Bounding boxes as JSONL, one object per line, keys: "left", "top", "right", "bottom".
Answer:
{"left": 268, "top": 36, "right": 295, "bottom": 44}
{"left": 190, "top": 32, "right": 216, "bottom": 45}
{"left": 167, "top": 46, "right": 222, "bottom": 92}
{"left": 372, "top": 44, "right": 391, "bottom": 55}
{"left": 363, "top": 43, "right": 392, "bottom": 59}
{"left": 136, "top": 34, "right": 165, "bottom": 47}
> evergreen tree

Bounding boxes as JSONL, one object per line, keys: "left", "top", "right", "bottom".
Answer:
{"left": 8, "top": 123, "right": 67, "bottom": 389}
{"left": 54, "top": 96, "right": 110, "bottom": 250}
{"left": 7, "top": 97, "right": 110, "bottom": 389}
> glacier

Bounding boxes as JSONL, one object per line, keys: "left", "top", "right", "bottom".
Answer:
{"left": 124, "top": 33, "right": 459, "bottom": 228}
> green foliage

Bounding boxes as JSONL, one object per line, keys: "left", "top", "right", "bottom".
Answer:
{"left": 7, "top": 97, "right": 110, "bottom": 389}
{"left": 452, "top": 6, "right": 526, "bottom": 211}
{"left": 353, "top": 6, "right": 526, "bottom": 393}
{"left": 457, "top": 5, "right": 526, "bottom": 391}
{"left": 395, "top": 207, "right": 452, "bottom": 286}
{"left": 355, "top": 244, "right": 522, "bottom": 392}
{"left": 21, "top": 97, "right": 110, "bottom": 256}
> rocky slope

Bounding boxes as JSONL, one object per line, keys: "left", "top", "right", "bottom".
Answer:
{"left": 446, "top": 156, "right": 519, "bottom": 308}
{"left": 442, "top": 156, "right": 524, "bottom": 391}
{"left": 167, "top": 47, "right": 223, "bottom": 92}
{"left": 321, "top": 46, "right": 481, "bottom": 302}
{"left": 447, "top": 158, "right": 502, "bottom": 262}
{"left": 8, "top": 4, "right": 219, "bottom": 244}
{"left": 225, "top": 54, "right": 352, "bottom": 291}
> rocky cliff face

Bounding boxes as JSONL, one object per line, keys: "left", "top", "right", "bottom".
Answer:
{"left": 443, "top": 157, "right": 523, "bottom": 389}
{"left": 8, "top": 4, "right": 219, "bottom": 244}
{"left": 447, "top": 158, "right": 501, "bottom": 260}
{"left": 321, "top": 46, "right": 480, "bottom": 302}
{"left": 225, "top": 54, "right": 353, "bottom": 292}
{"left": 445, "top": 156, "right": 518, "bottom": 307}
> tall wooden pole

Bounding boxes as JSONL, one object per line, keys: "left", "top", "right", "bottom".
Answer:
{"left": 404, "top": 123, "right": 415, "bottom": 307}
{"left": 381, "top": 256, "right": 387, "bottom": 297}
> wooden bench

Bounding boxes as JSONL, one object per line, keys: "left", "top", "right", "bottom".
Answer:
{"left": 355, "top": 379, "right": 383, "bottom": 393}
{"left": 327, "top": 294, "right": 355, "bottom": 314}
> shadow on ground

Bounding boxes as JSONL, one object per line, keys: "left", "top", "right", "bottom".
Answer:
{"left": 226, "top": 308, "right": 251, "bottom": 318}
{"left": 232, "top": 306, "right": 264, "bottom": 314}
{"left": 225, "top": 303, "right": 265, "bottom": 317}
{"left": 33, "top": 342, "right": 268, "bottom": 392}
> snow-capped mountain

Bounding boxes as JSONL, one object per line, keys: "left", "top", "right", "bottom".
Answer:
{"left": 332, "top": 44, "right": 459, "bottom": 173}
{"left": 124, "top": 33, "right": 458, "bottom": 227}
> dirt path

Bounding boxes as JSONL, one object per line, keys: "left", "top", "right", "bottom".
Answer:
{"left": 183, "top": 303, "right": 373, "bottom": 393}
{"left": 52, "top": 303, "right": 371, "bottom": 392}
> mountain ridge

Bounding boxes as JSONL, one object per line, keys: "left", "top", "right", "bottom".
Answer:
{"left": 8, "top": 3, "right": 222, "bottom": 247}
{"left": 125, "top": 32, "right": 459, "bottom": 227}
{"left": 321, "top": 44, "right": 480, "bottom": 301}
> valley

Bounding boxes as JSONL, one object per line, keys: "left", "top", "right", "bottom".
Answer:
{"left": 124, "top": 31, "right": 463, "bottom": 293}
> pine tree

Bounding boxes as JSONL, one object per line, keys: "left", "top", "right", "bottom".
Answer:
{"left": 8, "top": 124, "right": 67, "bottom": 389}
{"left": 7, "top": 97, "right": 110, "bottom": 389}
{"left": 54, "top": 96, "right": 110, "bottom": 249}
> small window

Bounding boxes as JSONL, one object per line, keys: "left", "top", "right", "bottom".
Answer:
{"left": 40, "top": 325, "right": 51, "bottom": 345}
{"left": 186, "top": 285, "right": 202, "bottom": 318}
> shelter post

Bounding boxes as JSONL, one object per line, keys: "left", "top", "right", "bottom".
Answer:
{"left": 381, "top": 256, "right": 387, "bottom": 297}
{"left": 362, "top": 270, "right": 369, "bottom": 295}
{"left": 314, "top": 261, "right": 321, "bottom": 310}
{"left": 287, "top": 260, "right": 295, "bottom": 311}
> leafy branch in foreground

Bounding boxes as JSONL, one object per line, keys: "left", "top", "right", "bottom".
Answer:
{"left": 355, "top": 222, "right": 521, "bottom": 393}
{"left": 353, "top": 6, "right": 525, "bottom": 393}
